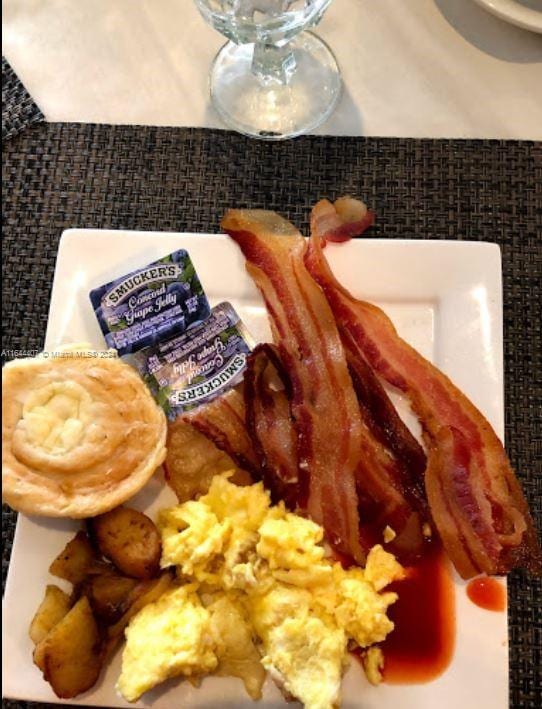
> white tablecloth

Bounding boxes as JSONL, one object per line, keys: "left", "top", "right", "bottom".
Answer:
{"left": 3, "top": 0, "right": 542, "bottom": 140}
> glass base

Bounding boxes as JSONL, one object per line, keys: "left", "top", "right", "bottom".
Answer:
{"left": 210, "top": 32, "right": 342, "bottom": 140}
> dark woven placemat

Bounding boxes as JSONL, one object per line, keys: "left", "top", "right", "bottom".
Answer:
{"left": 2, "top": 124, "right": 541, "bottom": 709}
{"left": 2, "top": 58, "right": 44, "bottom": 141}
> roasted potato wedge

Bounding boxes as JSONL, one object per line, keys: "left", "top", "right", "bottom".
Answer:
{"left": 104, "top": 572, "right": 173, "bottom": 658}
{"left": 34, "top": 596, "right": 103, "bottom": 699}
{"left": 29, "top": 585, "right": 73, "bottom": 645}
{"left": 80, "top": 573, "right": 138, "bottom": 624}
{"left": 49, "top": 531, "right": 101, "bottom": 584}
{"left": 33, "top": 636, "right": 48, "bottom": 672}
{"left": 90, "top": 507, "right": 161, "bottom": 579}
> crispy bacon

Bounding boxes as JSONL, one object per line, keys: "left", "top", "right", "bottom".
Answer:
{"left": 184, "top": 385, "right": 261, "bottom": 478}
{"left": 343, "top": 334, "right": 427, "bottom": 509}
{"left": 343, "top": 338, "right": 430, "bottom": 561}
{"left": 311, "top": 197, "right": 374, "bottom": 244}
{"left": 305, "top": 216, "right": 541, "bottom": 578}
{"left": 221, "top": 209, "right": 365, "bottom": 564}
{"left": 246, "top": 339, "right": 429, "bottom": 559}
{"left": 244, "top": 344, "right": 299, "bottom": 509}
{"left": 354, "top": 417, "right": 427, "bottom": 559}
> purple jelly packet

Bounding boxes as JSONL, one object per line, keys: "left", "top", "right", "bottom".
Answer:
{"left": 132, "top": 301, "right": 254, "bottom": 419}
{"left": 89, "top": 250, "right": 210, "bottom": 356}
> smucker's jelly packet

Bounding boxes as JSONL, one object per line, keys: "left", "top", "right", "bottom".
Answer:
{"left": 89, "top": 250, "right": 210, "bottom": 356}
{"left": 133, "top": 302, "right": 254, "bottom": 420}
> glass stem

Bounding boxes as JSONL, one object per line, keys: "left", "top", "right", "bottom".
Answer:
{"left": 251, "top": 42, "right": 296, "bottom": 86}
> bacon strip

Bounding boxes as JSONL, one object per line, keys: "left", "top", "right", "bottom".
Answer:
{"left": 344, "top": 341, "right": 430, "bottom": 560}
{"left": 344, "top": 334, "right": 427, "bottom": 488}
{"left": 305, "top": 215, "right": 541, "bottom": 578}
{"left": 184, "top": 386, "right": 261, "bottom": 478}
{"left": 221, "top": 209, "right": 365, "bottom": 564}
{"left": 311, "top": 197, "right": 374, "bottom": 244}
{"left": 244, "top": 344, "right": 299, "bottom": 509}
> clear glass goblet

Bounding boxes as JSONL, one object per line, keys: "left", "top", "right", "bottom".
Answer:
{"left": 194, "top": 1, "right": 341, "bottom": 140}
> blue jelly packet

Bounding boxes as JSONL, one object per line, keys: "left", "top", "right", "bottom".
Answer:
{"left": 133, "top": 302, "right": 254, "bottom": 420}
{"left": 89, "top": 250, "right": 210, "bottom": 356}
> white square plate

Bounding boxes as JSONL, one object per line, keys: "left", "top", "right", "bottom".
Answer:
{"left": 3, "top": 230, "right": 508, "bottom": 708}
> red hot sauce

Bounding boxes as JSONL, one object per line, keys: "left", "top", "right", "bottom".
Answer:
{"left": 376, "top": 540, "right": 456, "bottom": 684}
{"left": 466, "top": 577, "right": 506, "bottom": 612}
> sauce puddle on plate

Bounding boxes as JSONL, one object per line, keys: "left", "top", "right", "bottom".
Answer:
{"left": 466, "top": 577, "right": 506, "bottom": 612}
{"left": 354, "top": 540, "right": 456, "bottom": 684}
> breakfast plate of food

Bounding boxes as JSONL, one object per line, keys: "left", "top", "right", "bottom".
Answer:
{"left": 2, "top": 198, "right": 539, "bottom": 708}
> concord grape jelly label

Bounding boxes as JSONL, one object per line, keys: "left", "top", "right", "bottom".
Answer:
{"left": 90, "top": 250, "right": 210, "bottom": 356}
{"left": 133, "top": 302, "right": 253, "bottom": 419}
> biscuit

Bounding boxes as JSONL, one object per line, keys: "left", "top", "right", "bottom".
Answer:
{"left": 2, "top": 347, "right": 167, "bottom": 517}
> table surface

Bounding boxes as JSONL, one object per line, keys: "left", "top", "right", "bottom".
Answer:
{"left": 2, "top": 124, "right": 541, "bottom": 709}
{"left": 3, "top": 0, "right": 542, "bottom": 140}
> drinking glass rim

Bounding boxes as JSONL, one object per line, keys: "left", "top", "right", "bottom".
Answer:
{"left": 193, "top": 0, "right": 334, "bottom": 33}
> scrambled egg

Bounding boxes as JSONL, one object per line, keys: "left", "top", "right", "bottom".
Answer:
{"left": 117, "top": 474, "right": 403, "bottom": 708}
{"left": 117, "top": 584, "right": 216, "bottom": 702}
{"left": 207, "top": 593, "right": 266, "bottom": 699}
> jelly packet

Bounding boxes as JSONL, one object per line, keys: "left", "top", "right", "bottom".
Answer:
{"left": 133, "top": 302, "right": 254, "bottom": 419}
{"left": 89, "top": 250, "right": 210, "bottom": 356}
